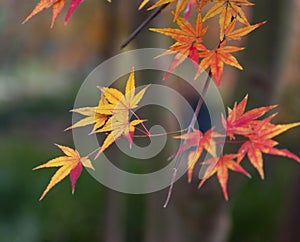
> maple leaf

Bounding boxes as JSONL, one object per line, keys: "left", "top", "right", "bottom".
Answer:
{"left": 139, "top": 0, "right": 151, "bottom": 10}
{"left": 33, "top": 144, "right": 94, "bottom": 200}
{"left": 64, "top": 0, "right": 84, "bottom": 23}
{"left": 150, "top": 14, "right": 207, "bottom": 79}
{"left": 95, "top": 110, "right": 146, "bottom": 158}
{"left": 23, "top": 0, "right": 63, "bottom": 28}
{"left": 92, "top": 67, "right": 148, "bottom": 157}
{"left": 196, "top": 41, "right": 244, "bottom": 85}
{"left": 97, "top": 68, "right": 149, "bottom": 112}
{"left": 174, "top": 128, "right": 221, "bottom": 182}
{"left": 194, "top": 0, "right": 210, "bottom": 11}
{"left": 199, "top": 154, "right": 251, "bottom": 200}
{"left": 142, "top": 0, "right": 190, "bottom": 20}
{"left": 23, "top": 0, "right": 111, "bottom": 27}
{"left": 237, "top": 115, "right": 300, "bottom": 179}
{"left": 222, "top": 95, "right": 277, "bottom": 139}
{"left": 224, "top": 19, "right": 266, "bottom": 40}
{"left": 203, "top": 0, "right": 253, "bottom": 39}
{"left": 65, "top": 95, "right": 109, "bottom": 132}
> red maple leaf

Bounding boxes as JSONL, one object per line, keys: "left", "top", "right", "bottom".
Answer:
{"left": 222, "top": 94, "right": 277, "bottom": 139}
{"left": 237, "top": 115, "right": 300, "bottom": 179}
{"left": 199, "top": 154, "right": 250, "bottom": 200}
{"left": 174, "top": 128, "right": 221, "bottom": 182}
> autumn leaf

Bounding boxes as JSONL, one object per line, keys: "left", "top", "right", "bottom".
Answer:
{"left": 139, "top": 0, "right": 151, "bottom": 10}
{"left": 196, "top": 41, "right": 244, "bottom": 85}
{"left": 144, "top": 0, "right": 208, "bottom": 18}
{"left": 33, "top": 144, "right": 94, "bottom": 200}
{"left": 222, "top": 94, "right": 277, "bottom": 139}
{"left": 194, "top": 0, "right": 210, "bottom": 11}
{"left": 65, "top": 95, "right": 109, "bottom": 132}
{"left": 237, "top": 115, "right": 300, "bottom": 179}
{"left": 150, "top": 14, "right": 207, "bottom": 79}
{"left": 64, "top": 0, "right": 84, "bottom": 23}
{"left": 95, "top": 110, "right": 146, "bottom": 158}
{"left": 203, "top": 0, "right": 253, "bottom": 39}
{"left": 97, "top": 68, "right": 149, "bottom": 112}
{"left": 23, "top": 0, "right": 110, "bottom": 27}
{"left": 143, "top": 0, "right": 190, "bottom": 20}
{"left": 93, "top": 67, "right": 148, "bottom": 157}
{"left": 199, "top": 154, "right": 251, "bottom": 200}
{"left": 23, "top": 0, "right": 62, "bottom": 28}
{"left": 224, "top": 19, "right": 266, "bottom": 40}
{"left": 174, "top": 128, "right": 220, "bottom": 182}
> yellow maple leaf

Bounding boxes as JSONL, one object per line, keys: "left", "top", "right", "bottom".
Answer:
{"left": 95, "top": 110, "right": 146, "bottom": 158}
{"left": 141, "top": 0, "right": 189, "bottom": 20}
{"left": 97, "top": 67, "right": 149, "bottom": 112}
{"left": 33, "top": 144, "right": 94, "bottom": 200}
{"left": 94, "top": 68, "right": 149, "bottom": 157}
{"left": 66, "top": 95, "right": 109, "bottom": 132}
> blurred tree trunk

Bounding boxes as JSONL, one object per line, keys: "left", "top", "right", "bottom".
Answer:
{"left": 276, "top": 0, "right": 300, "bottom": 241}
{"left": 232, "top": 0, "right": 300, "bottom": 241}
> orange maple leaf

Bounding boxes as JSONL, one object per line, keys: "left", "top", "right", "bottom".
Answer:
{"left": 203, "top": 0, "right": 253, "bottom": 39}
{"left": 196, "top": 41, "right": 244, "bottom": 86}
{"left": 150, "top": 14, "right": 207, "bottom": 79}
{"left": 237, "top": 115, "right": 300, "bottom": 179}
{"left": 174, "top": 128, "right": 220, "bottom": 182}
{"left": 199, "top": 154, "right": 251, "bottom": 200}
{"left": 224, "top": 19, "right": 266, "bottom": 40}
{"left": 23, "top": 0, "right": 64, "bottom": 28}
{"left": 33, "top": 144, "right": 94, "bottom": 200}
{"left": 194, "top": 0, "right": 210, "bottom": 11}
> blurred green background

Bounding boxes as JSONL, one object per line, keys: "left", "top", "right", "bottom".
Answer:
{"left": 0, "top": 0, "right": 300, "bottom": 241}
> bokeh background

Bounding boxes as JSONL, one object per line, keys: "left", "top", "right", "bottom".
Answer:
{"left": 0, "top": 0, "right": 300, "bottom": 241}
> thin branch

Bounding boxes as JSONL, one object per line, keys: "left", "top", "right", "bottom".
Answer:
{"left": 163, "top": 71, "right": 212, "bottom": 208}
{"left": 120, "top": 3, "right": 169, "bottom": 49}
{"left": 134, "top": 128, "right": 188, "bottom": 138}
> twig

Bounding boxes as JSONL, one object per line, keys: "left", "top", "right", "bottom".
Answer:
{"left": 120, "top": 3, "right": 169, "bottom": 49}
{"left": 134, "top": 128, "right": 188, "bottom": 138}
{"left": 163, "top": 71, "right": 212, "bottom": 208}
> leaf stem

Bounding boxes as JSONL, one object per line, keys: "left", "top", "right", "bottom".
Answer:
{"left": 130, "top": 110, "right": 151, "bottom": 136}
{"left": 85, "top": 147, "right": 101, "bottom": 159}
{"left": 135, "top": 127, "right": 151, "bottom": 136}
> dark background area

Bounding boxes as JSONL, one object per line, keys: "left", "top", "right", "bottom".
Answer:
{"left": 0, "top": 0, "right": 300, "bottom": 241}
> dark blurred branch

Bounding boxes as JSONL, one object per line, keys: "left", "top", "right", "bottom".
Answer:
{"left": 120, "top": 3, "right": 169, "bottom": 49}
